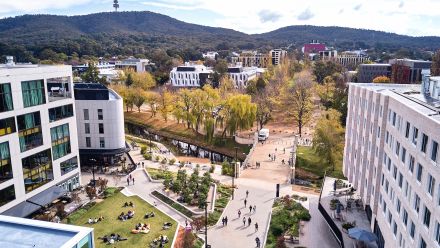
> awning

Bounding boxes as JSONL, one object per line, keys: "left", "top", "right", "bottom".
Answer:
{"left": 1, "top": 185, "right": 67, "bottom": 218}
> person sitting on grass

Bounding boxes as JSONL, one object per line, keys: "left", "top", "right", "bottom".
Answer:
{"left": 127, "top": 210, "right": 135, "bottom": 219}
{"left": 129, "top": 201, "right": 134, "bottom": 207}
{"left": 123, "top": 202, "right": 129, "bottom": 207}
{"left": 98, "top": 215, "right": 104, "bottom": 222}
{"left": 144, "top": 211, "right": 155, "bottom": 219}
{"left": 88, "top": 218, "right": 93, "bottom": 224}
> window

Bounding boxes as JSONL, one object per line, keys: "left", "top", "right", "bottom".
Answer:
{"left": 48, "top": 104, "right": 73, "bottom": 122}
{"left": 420, "top": 238, "right": 426, "bottom": 248}
{"left": 427, "top": 174, "right": 435, "bottom": 196}
{"left": 22, "top": 149, "right": 53, "bottom": 193}
{"left": 99, "top": 137, "right": 105, "bottom": 148}
{"left": 410, "top": 221, "right": 416, "bottom": 238}
{"left": 21, "top": 80, "right": 45, "bottom": 107}
{"left": 60, "top": 156, "right": 78, "bottom": 176}
{"left": 409, "top": 155, "right": 415, "bottom": 173}
{"left": 0, "top": 142, "right": 13, "bottom": 183}
{"left": 0, "top": 185, "right": 15, "bottom": 207}
{"left": 83, "top": 109, "right": 89, "bottom": 120}
{"left": 414, "top": 194, "right": 420, "bottom": 213}
{"left": 393, "top": 221, "right": 398, "bottom": 236}
{"left": 0, "top": 117, "right": 16, "bottom": 137}
{"left": 388, "top": 212, "right": 393, "bottom": 225}
{"left": 401, "top": 147, "right": 406, "bottom": 163}
{"left": 17, "top": 111, "right": 43, "bottom": 152}
{"left": 85, "top": 123, "right": 90, "bottom": 134}
{"left": 98, "top": 123, "right": 104, "bottom": 134}
{"left": 412, "top": 127, "right": 419, "bottom": 145}
{"left": 405, "top": 122, "right": 410, "bottom": 138}
{"left": 398, "top": 173, "right": 403, "bottom": 188}
{"left": 423, "top": 206, "right": 431, "bottom": 227}
{"left": 396, "top": 141, "right": 400, "bottom": 156}
{"left": 435, "top": 222, "right": 440, "bottom": 245}
{"left": 0, "top": 83, "right": 13, "bottom": 112}
{"left": 421, "top": 133, "right": 428, "bottom": 153}
{"left": 86, "top": 137, "right": 91, "bottom": 148}
{"left": 396, "top": 198, "right": 401, "bottom": 213}
{"left": 403, "top": 209, "right": 408, "bottom": 225}
{"left": 393, "top": 166, "right": 397, "bottom": 180}
{"left": 417, "top": 164, "right": 423, "bottom": 182}
{"left": 98, "top": 109, "right": 103, "bottom": 120}
{"left": 431, "top": 141, "right": 438, "bottom": 162}
{"left": 50, "top": 124, "right": 71, "bottom": 160}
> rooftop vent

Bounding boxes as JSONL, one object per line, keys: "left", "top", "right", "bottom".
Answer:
{"left": 5, "top": 56, "right": 14, "bottom": 66}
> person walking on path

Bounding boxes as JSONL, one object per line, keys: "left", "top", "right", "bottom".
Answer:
{"left": 238, "top": 209, "right": 241, "bottom": 218}
{"left": 248, "top": 217, "right": 252, "bottom": 226}
{"left": 253, "top": 205, "right": 256, "bottom": 213}
{"left": 222, "top": 217, "right": 225, "bottom": 226}
{"left": 255, "top": 222, "right": 259, "bottom": 232}
{"left": 283, "top": 148, "right": 286, "bottom": 154}
{"left": 242, "top": 217, "right": 246, "bottom": 226}
{"left": 249, "top": 205, "right": 252, "bottom": 213}
{"left": 246, "top": 190, "right": 249, "bottom": 198}
{"left": 225, "top": 216, "right": 228, "bottom": 226}
{"left": 132, "top": 177, "right": 135, "bottom": 185}
{"left": 126, "top": 177, "right": 130, "bottom": 186}
{"left": 255, "top": 237, "right": 261, "bottom": 248}
{"left": 244, "top": 199, "right": 247, "bottom": 208}
{"left": 268, "top": 154, "right": 271, "bottom": 161}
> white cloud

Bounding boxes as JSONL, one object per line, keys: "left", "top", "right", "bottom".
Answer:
{"left": 297, "top": 8, "right": 314, "bottom": 21}
{"left": 0, "top": 0, "right": 93, "bottom": 13}
{"left": 258, "top": 11, "right": 282, "bottom": 23}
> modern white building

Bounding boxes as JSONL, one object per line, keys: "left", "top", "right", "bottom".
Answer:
{"left": 170, "top": 63, "right": 213, "bottom": 88}
{"left": 0, "top": 215, "right": 94, "bottom": 248}
{"left": 72, "top": 62, "right": 119, "bottom": 82}
{"left": 344, "top": 74, "right": 440, "bottom": 248}
{"left": 270, "top": 49, "right": 287, "bottom": 66}
{"left": 115, "top": 57, "right": 151, "bottom": 72}
{"left": 0, "top": 57, "right": 81, "bottom": 217}
{"left": 202, "top": 52, "right": 218, "bottom": 60}
{"left": 73, "top": 83, "right": 127, "bottom": 167}
{"left": 227, "top": 65, "right": 258, "bottom": 89}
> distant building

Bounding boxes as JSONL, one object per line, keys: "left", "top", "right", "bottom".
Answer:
{"left": 231, "top": 51, "right": 270, "bottom": 68}
{"left": 73, "top": 83, "right": 127, "bottom": 167}
{"left": 302, "top": 40, "right": 326, "bottom": 55}
{"left": 170, "top": 63, "right": 213, "bottom": 87}
{"left": 389, "top": 59, "right": 432, "bottom": 84}
{"left": 202, "top": 52, "right": 218, "bottom": 60}
{"left": 357, "top": 64, "right": 392, "bottom": 83}
{"left": 115, "top": 57, "right": 151, "bottom": 72}
{"left": 270, "top": 49, "right": 287, "bottom": 65}
{"left": 227, "top": 65, "right": 258, "bottom": 89}
{"left": 0, "top": 58, "right": 81, "bottom": 217}
{"left": 0, "top": 215, "right": 94, "bottom": 248}
{"left": 319, "top": 49, "right": 338, "bottom": 61}
{"left": 336, "top": 51, "right": 369, "bottom": 70}
{"left": 72, "top": 62, "right": 118, "bottom": 82}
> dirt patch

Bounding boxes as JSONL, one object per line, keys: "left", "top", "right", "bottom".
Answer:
{"left": 295, "top": 168, "right": 321, "bottom": 180}
{"left": 175, "top": 156, "right": 211, "bottom": 164}
{"left": 173, "top": 227, "right": 185, "bottom": 248}
{"left": 291, "top": 185, "right": 321, "bottom": 195}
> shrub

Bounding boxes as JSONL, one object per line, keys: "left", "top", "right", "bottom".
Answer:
{"left": 152, "top": 191, "right": 193, "bottom": 218}
{"left": 209, "top": 164, "right": 215, "bottom": 173}
{"left": 161, "top": 158, "right": 167, "bottom": 164}
{"left": 169, "top": 158, "right": 176, "bottom": 165}
{"left": 140, "top": 146, "right": 147, "bottom": 154}
{"left": 342, "top": 221, "right": 356, "bottom": 230}
{"left": 104, "top": 187, "right": 119, "bottom": 198}
{"left": 221, "top": 161, "right": 233, "bottom": 176}
{"left": 155, "top": 155, "right": 160, "bottom": 162}
{"left": 143, "top": 153, "right": 152, "bottom": 160}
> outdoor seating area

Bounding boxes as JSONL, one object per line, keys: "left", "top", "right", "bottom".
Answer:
{"left": 320, "top": 177, "right": 378, "bottom": 248}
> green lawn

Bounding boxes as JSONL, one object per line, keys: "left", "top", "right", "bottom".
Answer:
{"left": 296, "top": 146, "right": 345, "bottom": 179}
{"left": 67, "top": 192, "right": 177, "bottom": 248}
{"left": 146, "top": 168, "right": 177, "bottom": 180}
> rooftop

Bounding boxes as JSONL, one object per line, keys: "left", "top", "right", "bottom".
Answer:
{"left": 74, "top": 83, "right": 121, "bottom": 101}
{"left": 0, "top": 215, "right": 93, "bottom": 248}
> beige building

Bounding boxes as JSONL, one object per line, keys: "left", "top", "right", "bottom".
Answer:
{"left": 231, "top": 51, "right": 270, "bottom": 68}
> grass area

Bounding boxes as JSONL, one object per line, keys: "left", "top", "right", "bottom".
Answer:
{"left": 67, "top": 191, "right": 177, "bottom": 248}
{"left": 125, "top": 112, "right": 251, "bottom": 159}
{"left": 296, "top": 146, "right": 345, "bottom": 179}
{"left": 146, "top": 168, "right": 177, "bottom": 180}
{"left": 266, "top": 196, "right": 311, "bottom": 248}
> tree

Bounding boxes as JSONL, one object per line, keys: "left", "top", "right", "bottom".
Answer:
{"left": 432, "top": 49, "right": 440, "bottom": 76}
{"left": 158, "top": 88, "right": 174, "bottom": 122}
{"left": 313, "top": 60, "right": 343, "bottom": 84}
{"left": 125, "top": 73, "right": 134, "bottom": 87}
{"left": 373, "top": 76, "right": 391, "bottom": 83}
{"left": 219, "top": 94, "right": 257, "bottom": 137}
{"left": 145, "top": 91, "right": 160, "bottom": 117}
{"left": 81, "top": 63, "right": 100, "bottom": 83}
{"left": 133, "top": 89, "right": 146, "bottom": 112}
{"left": 284, "top": 70, "right": 315, "bottom": 137}
{"left": 316, "top": 76, "right": 336, "bottom": 109}
{"left": 131, "top": 71, "right": 156, "bottom": 90}
{"left": 312, "top": 109, "right": 345, "bottom": 171}
{"left": 176, "top": 89, "right": 194, "bottom": 129}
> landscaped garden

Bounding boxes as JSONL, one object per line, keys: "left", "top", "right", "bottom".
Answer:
{"left": 66, "top": 189, "right": 177, "bottom": 248}
{"left": 296, "top": 146, "right": 345, "bottom": 180}
{"left": 266, "top": 195, "right": 311, "bottom": 248}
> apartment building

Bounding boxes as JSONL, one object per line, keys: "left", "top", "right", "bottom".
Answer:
{"left": 270, "top": 49, "right": 287, "bottom": 66}
{"left": 344, "top": 75, "right": 440, "bottom": 248}
{"left": 227, "top": 66, "right": 258, "bottom": 89}
{"left": 231, "top": 51, "right": 270, "bottom": 68}
{"left": 0, "top": 58, "right": 80, "bottom": 217}
{"left": 357, "top": 64, "right": 392, "bottom": 83}
{"left": 170, "top": 64, "right": 213, "bottom": 88}
{"left": 73, "top": 83, "right": 127, "bottom": 167}
{"left": 115, "top": 57, "right": 151, "bottom": 72}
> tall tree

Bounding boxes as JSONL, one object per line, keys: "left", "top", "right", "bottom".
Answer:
{"left": 284, "top": 70, "right": 315, "bottom": 137}
{"left": 81, "top": 63, "right": 100, "bottom": 83}
{"left": 312, "top": 109, "right": 345, "bottom": 171}
{"left": 158, "top": 88, "right": 174, "bottom": 122}
{"left": 316, "top": 76, "right": 336, "bottom": 109}
{"left": 133, "top": 89, "right": 146, "bottom": 112}
{"left": 145, "top": 91, "right": 160, "bottom": 117}
{"left": 125, "top": 73, "right": 134, "bottom": 87}
{"left": 176, "top": 89, "right": 194, "bottom": 129}
{"left": 312, "top": 60, "right": 343, "bottom": 84}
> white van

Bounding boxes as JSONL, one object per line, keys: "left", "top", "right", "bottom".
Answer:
{"left": 258, "top": 128, "right": 270, "bottom": 141}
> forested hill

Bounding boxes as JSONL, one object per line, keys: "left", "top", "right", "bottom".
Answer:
{"left": 0, "top": 11, "right": 439, "bottom": 62}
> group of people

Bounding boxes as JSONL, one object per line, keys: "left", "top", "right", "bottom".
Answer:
{"left": 123, "top": 201, "right": 135, "bottom": 207}
{"left": 118, "top": 210, "right": 135, "bottom": 221}
{"left": 98, "top": 233, "right": 127, "bottom": 244}
{"left": 131, "top": 223, "right": 151, "bottom": 234}
{"left": 127, "top": 174, "right": 135, "bottom": 186}
{"left": 221, "top": 216, "right": 229, "bottom": 226}
{"left": 150, "top": 235, "right": 169, "bottom": 248}
{"left": 144, "top": 211, "right": 155, "bottom": 219}
{"left": 88, "top": 215, "right": 104, "bottom": 224}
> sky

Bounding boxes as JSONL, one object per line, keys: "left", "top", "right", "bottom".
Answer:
{"left": 0, "top": 0, "right": 440, "bottom": 36}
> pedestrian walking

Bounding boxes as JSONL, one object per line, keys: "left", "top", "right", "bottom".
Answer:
{"left": 222, "top": 217, "right": 225, "bottom": 226}
{"left": 248, "top": 217, "right": 252, "bottom": 226}
{"left": 132, "top": 177, "right": 135, "bottom": 185}
{"left": 129, "top": 174, "right": 132, "bottom": 180}
{"left": 246, "top": 190, "right": 249, "bottom": 198}
{"left": 275, "top": 148, "right": 277, "bottom": 153}
{"left": 253, "top": 205, "right": 256, "bottom": 213}
{"left": 185, "top": 219, "right": 188, "bottom": 227}
{"left": 244, "top": 199, "right": 247, "bottom": 207}
{"left": 283, "top": 148, "right": 286, "bottom": 154}
{"left": 249, "top": 205, "right": 252, "bottom": 213}
{"left": 238, "top": 209, "right": 241, "bottom": 218}
{"left": 243, "top": 217, "right": 246, "bottom": 226}
{"left": 268, "top": 154, "right": 271, "bottom": 160}
{"left": 126, "top": 177, "right": 130, "bottom": 186}
{"left": 255, "top": 237, "right": 261, "bottom": 248}
{"left": 225, "top": 216, "right": 228, "bottom": 226}
{"left": 282, "top": 159, "right": 285, "bottom": 165}
{"left": 255, "top": 222, "right": 259, "bottom": 232}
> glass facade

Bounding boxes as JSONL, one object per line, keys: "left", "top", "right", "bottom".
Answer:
{"left": 60, "top": 156, "right": 78, "bottom": 176}
{"left": 48, "top": 104, "right": 74, "bottom": 122}
{"left": 22, "top": 80, "right": 46, "bottom": 107}
{"left": 51, "top": 124, "right": 71, "bottom": 160}
{"left": 22, "top": 149, "right": 53, "bottom": 193}
{"left": 17, "top": 111, "right": 43, "bottom": 152}
{"left": 0, "top": 83, "right": 13, "bottom": 113}
{"left": 0, "top": 117, "right": 16, "bottom": 137}
{"left": 0, "top": 185, "right": 15, "bottom": 207}
{"left": 0, "top": 142, "right": 13, "bottom": 183}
